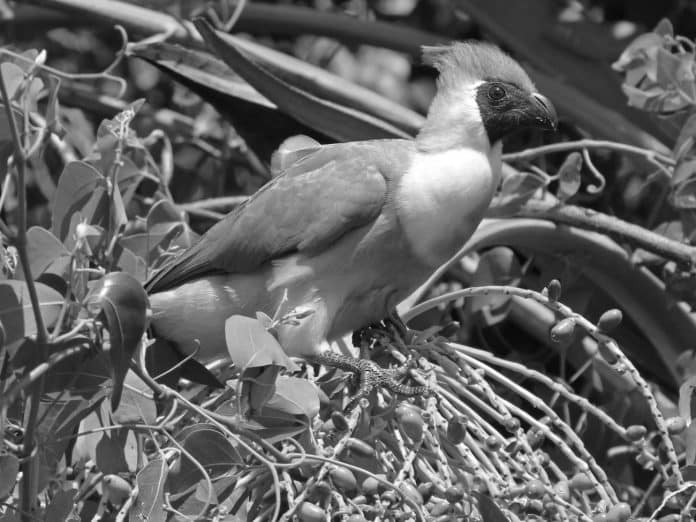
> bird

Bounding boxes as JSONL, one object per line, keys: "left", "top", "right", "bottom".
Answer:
{"left": 146, "top": 41, "right": 557, "bottom": 397}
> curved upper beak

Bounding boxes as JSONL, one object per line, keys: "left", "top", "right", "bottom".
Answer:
{"left": 530, "top": 93, "right": 558, "bottom": 131}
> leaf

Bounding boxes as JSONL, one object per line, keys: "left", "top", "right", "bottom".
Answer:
{"left": 671, "top": 177, "right": 696, "bottom": 209}
{"left": 111, "top": 371, "right": 157, "bottom": 425}
{"left": 0, "top": 454, "right": 19, "bottom": 500}
{"left": 15, "top": 226, "right": 70, "bottom": 281}
{"left": 246, "top": 365, "right": 281, "bottom": 414}
{"left": 224, "top": 315, "right": 298, "bottom": 371}
{"left": 86, "top": 272, "right": 149, "bottom": 410}
{"left": 682, "top": 464, "right": 696, "bottom": 481}
{"left": 168, "top": 425, "right": 242, "bottom": 496}
{"left": 556, "top": 152, "right": 582, "bottom": 202}
{"left": 492, "top": 170, "right": 548, "bottom": 214}
{"left": 673, "top": 157, "right": 696, "bottom": 187}
{"left": 131, "top": 459, "right": 167, "bottom": 522}
{"left": 264, "top": 376, "right": 320, "bottom": 419}
{"left": 44, "top": 488, "right": 77, "bottom": 522}
{"left": 95, "top": 428, "right": 134, "bottom": 474}
{"left": 0, "top": 280, "right": 62, "bottom": 353}
{"left": 193, "top": 19, "right": 410, "bottom": 141}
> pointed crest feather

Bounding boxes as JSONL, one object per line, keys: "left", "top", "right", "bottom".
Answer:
{"left": 422, "top": 42, "right": 535, "bottom": 92}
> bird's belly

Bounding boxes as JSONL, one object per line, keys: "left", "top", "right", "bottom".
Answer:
{"left": 149, "top": 222, "right": 431, "bottom": 360}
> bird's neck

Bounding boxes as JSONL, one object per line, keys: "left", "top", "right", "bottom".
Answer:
{"left": 416, "top": 89, "right": 491, "bottom": 154}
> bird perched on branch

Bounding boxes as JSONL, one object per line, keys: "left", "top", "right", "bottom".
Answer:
{"left": 146, "top": 41, "right": 557, "bottom": 393}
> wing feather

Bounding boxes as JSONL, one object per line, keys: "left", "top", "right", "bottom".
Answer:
{"left": 146, "top": 142, "right": 389, "bottom": 293}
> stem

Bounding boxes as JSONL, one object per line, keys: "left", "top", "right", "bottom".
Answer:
{"left": 502, "top": 139, "right": 675, "bottom": 167}
{"left": 0, "top": 60, "right": 50, "bottom": 522}
{"left": 513, "top": 199, "right": 696, "bottom": 269}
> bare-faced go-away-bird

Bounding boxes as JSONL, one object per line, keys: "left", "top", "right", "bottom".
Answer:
{"left": 146, "top": 41, "right": 557, "bottom": 399}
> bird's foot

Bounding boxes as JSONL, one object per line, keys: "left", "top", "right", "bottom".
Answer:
{"left": 308, "top": 352, "right": 430, "bottom": 411}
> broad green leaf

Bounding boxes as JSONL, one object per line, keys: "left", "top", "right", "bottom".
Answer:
{"left": 51, "top": 161, "right": 107, "bottom": 243}
{"left": 0, "top": 454, "right": 19, "bottom": 500}
{"left": 44, "top": 488, "right": 77, "bottom": 522}
{"left": 473, "top": 492, "right": 509, "bottom": 522}
{"left": 111, "top": 371, "right": 157, "bottom": 425}
{"left": 132, "top": 459, "right": 167, "bottom": 522}
{"left": 86, "top": 272, "right": 149, "bottom": 410}
{"left": 168, "top": 425, "right": 242, "bottom": 496}
{"left": 467, "top": 247, "right": 521, "bottom": 327}
{"left": 264, "top": 376, "right": 320, "bottom": 419}
{"left": 224, "top": 315, "right": 298, "bottom": 371}
{"left": 0, "top": 280, "right": 62, "bottom": 351}
{"left": 673, "top": 157, "right": 696, "bottom": 187}
{"left": 246, "top": 365, "right": 281, "bottom": 414}
{"left": 492, "top": 170, "right": 548, "bottom": 214}
{"left": 15, "top": 226, "right": 70, "bottom": 281}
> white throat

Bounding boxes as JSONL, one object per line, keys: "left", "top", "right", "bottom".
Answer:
{"left": 396, "top": 141, "right": 503, "bottom": 267}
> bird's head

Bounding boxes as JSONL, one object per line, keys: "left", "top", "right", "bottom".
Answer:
{"left": 417, "top": 42, "right": 557, "bottom": 152}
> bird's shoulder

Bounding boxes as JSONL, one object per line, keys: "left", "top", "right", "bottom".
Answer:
{"left": 145, "top": 139, "right": 415, "bottom": 293}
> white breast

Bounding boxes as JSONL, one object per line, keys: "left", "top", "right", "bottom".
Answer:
{"left": 396, "top": 143, "right": 502, "bottom": 266}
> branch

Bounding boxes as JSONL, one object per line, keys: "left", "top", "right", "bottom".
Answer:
{"left": 512, "top": 199, "right": 696, "bottom": 269}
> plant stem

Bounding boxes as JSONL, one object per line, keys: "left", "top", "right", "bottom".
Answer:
{"left": 514, "top": 199, "right": 696, "bottom": 268}
{"left": 502, "top": 139, "right": 675, "bottom": 167}
{"left": 0, "top": 63, "right": 49, "bottom": 522}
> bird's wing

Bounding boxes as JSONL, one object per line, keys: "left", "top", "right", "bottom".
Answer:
{"left": 145, "top": 141, "right": 391, "bottom": 293}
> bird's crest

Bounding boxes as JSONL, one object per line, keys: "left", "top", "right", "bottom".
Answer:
{"left": 422, "top": 42, "right": 535, "bottom": 92}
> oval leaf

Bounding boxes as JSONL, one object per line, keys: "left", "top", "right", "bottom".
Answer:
{"left": 86, "top": 272, "right": 149, "bottom": 410}
{"left": 131, "top": 458, "right": 167, "bottom": 522}
{"left": 264, "top": 375, "right": 320, "bottom": 419}
{"left": 0, "top": 280, "right": 62, "bottom": 353}
{"left": 15, "top": 226, "right": 70, "bottom": 281}
{"left": 224, "top": 315, "right": 298, "bottom": 371}
{"left": 51, "top": 161, "right": 107, "bottom": 243}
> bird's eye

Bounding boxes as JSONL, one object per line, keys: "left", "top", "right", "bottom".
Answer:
{"left": 488, "top": 85, "right": 506, "bottom": 101}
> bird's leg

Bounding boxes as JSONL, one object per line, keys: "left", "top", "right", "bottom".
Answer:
{"left": 307, "top": 351, "right": 430, "bottom": 411}
{"left": 384, "top": 308, "right": 410, "bottom": 341}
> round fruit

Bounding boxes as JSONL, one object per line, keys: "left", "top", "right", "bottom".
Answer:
{"left": 298, "top": 502, "right": 326, "bottom": 522}
{"left": 550, "top": 318, "right": 576, "bottom": 343}
{"left": 331, "top": 411, "right": 349, "bottom": 432}
{"left": 625, "top": 425, "right": 647, "bottom": 441}
{"left": 504, "top": 417, "right": 521, "bottom": 433}
{"left": 597, "top": 309, "right": 622, "bottom": 333}
{"left": 447, "top": 417, "right": 467, "bottom": 443}
{"left": 547, "top": 279, "right": 562, "bottom": 301}
{"left": 445, "top": 485, "right": 463, "bottom": 502}
{"left": 606, "top": 502, "right": 631, "bottom": 522}
{"left": 569, "top": 472, "right": 594, "bottom": 492}
{"left": 398, "top": 480, "right": 423, "bottom": 505}
{"left": 666, "top": 416, "right": 687, "bottom": 435}
{"left": 330, "top": 466, "right": 357, "bottom": 493}
{"left": 395, "top": 406, "right": 424, "bottom": 440}
{"left": 525, "top": 479, "right": 545, "bottom": 498}
{"left": 346, "top": 438, "right": 374, "bottom": 457}
{"left": 361, "top": 476, "right": 380, "bottom": 496}
{"left": 485, "top": 435, "right": 502, "bottom": 451}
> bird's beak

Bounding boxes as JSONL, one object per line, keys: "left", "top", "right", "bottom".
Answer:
{"left": 529, "top": 93, "right": 558, "bottom": 131}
